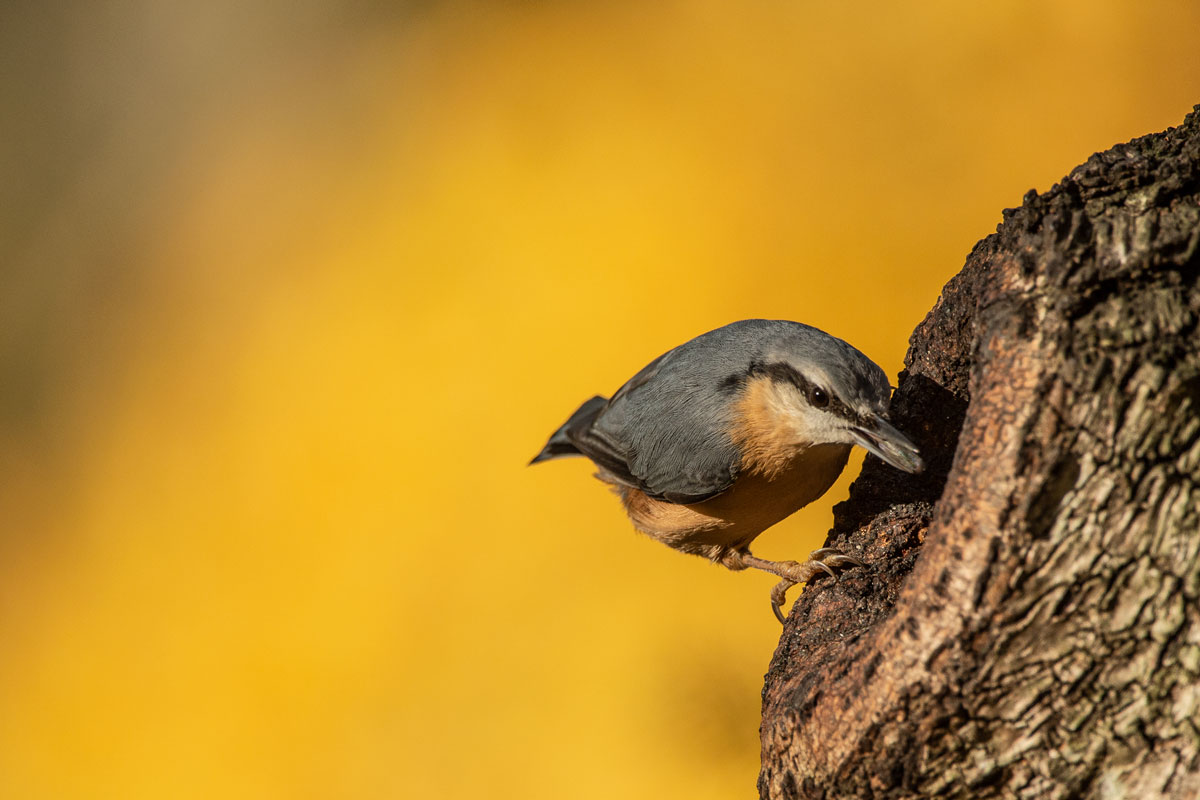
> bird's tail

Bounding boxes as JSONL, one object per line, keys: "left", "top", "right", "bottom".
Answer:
{"left": 528, "top": 395, "right": 608, "bottom": 465}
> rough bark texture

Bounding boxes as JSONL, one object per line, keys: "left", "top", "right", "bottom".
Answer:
{"left": 760, "top": 107, "right": 1200, "bottom": 799}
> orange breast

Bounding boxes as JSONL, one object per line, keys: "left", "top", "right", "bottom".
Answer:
{"left": 615, "top": 442, "right": 851, "bottom": 563}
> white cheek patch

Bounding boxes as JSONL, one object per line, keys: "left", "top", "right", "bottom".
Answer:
{"left": 765, "top": 384, "right": 850, "bottom": 446}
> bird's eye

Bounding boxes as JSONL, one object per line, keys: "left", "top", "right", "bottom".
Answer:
{"left": 810, "top": 387, "right": 829, "bottom": 408}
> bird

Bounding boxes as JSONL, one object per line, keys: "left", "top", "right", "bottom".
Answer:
{"left": 530, "top": 319, "right": 924, "bottom": 622}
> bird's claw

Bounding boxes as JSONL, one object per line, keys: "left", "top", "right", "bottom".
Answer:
{"left": 770, "top": 579, "right": 797, "bottom": 624}
{"left": 810, "top": 548, "right": 865, "bottom": 568}
{"left": 770, "top": 548, "right": 866, "bottom": 623}
{"left": 819, "top": 554, "right": 866, "bottom": 571}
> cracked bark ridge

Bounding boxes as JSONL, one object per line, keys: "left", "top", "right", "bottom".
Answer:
{"left": 760, "top": 106, "right": 1200, "bottom": 799}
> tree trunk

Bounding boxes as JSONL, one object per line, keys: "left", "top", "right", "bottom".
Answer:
{"left": 760, "top": 106, "right": 1200, "bottom": 799}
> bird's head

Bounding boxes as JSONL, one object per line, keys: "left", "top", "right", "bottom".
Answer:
{"left": 723, "top": 330, "right": 924, "bottom": 475}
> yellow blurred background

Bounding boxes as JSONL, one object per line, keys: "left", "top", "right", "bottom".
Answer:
{"left": 2, "top": 1, "right": 1198, "bottom": 797}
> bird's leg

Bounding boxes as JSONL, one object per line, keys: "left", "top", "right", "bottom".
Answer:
{"left": 734, "top": 549, "right": 865, "bottom": 623}
{"left": 737, "top": 549, "right": 864, "bottom": 583}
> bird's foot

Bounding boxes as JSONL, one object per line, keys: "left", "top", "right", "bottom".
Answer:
{"left": 809, "top": 548, "right": 865, "bottom": 574}
{"left": 743, "top": 548, "right": 866, "bottom": 623}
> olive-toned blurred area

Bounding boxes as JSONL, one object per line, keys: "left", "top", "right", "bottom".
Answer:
{"left": 3, "top": 1, "right": 1198, "bottom": 797}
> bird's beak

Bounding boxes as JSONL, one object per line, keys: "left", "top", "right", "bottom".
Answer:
{"left": 848, "top": 415, "right": 924, "bottom": 474}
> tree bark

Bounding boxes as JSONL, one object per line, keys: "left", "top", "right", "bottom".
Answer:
{"left": 760, "top": 106, "right": 1200, "bottom": 799}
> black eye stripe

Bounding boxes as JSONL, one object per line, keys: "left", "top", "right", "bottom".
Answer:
{"left": 745, "top": 360, "right": 809, "bottom": 392}
{"left": 734, "top": 360, "right": 864, "bottom": 424}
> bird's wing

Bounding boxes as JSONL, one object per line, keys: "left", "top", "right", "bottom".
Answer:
{"left": 623, "top": 411, "right": 739, "bottom": 504}
{"left": 584, "top": 353, "right": 740, "bottom": 504}
{"left": 560, "top": 349, "right": 677, "bottom": 490}
{"left": 563, "top": 415, "right": 643, "bottom": 490}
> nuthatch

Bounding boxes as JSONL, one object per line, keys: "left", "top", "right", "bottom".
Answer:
{"left": 531, "top": 319, "right": 924, "bottom": 622}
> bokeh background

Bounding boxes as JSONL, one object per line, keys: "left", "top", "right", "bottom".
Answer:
{"left": 2, "top": 1, "right": 1199, "bottom": 797}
